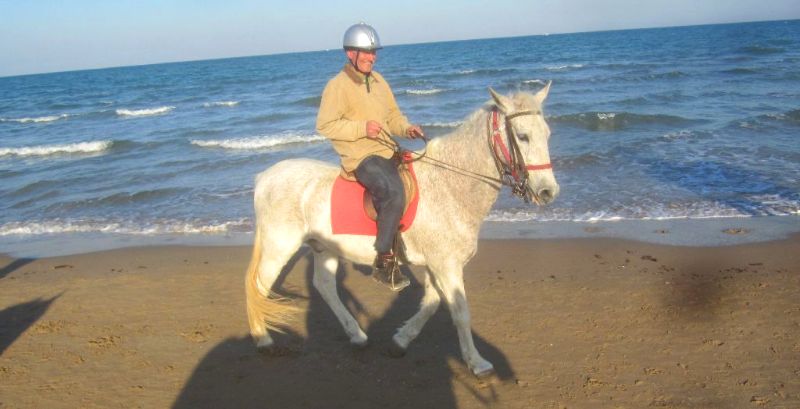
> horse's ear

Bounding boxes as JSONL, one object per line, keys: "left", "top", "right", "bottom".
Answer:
{"left": 534, "top": 81, "right": 552, "bottom": 104}
{"left": 488, "top": 87, "right": 512, "bottom": 113}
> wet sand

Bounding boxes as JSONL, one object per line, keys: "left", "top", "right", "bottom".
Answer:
{"left": 1, "top": 235, "right": 798, "bottom": 408}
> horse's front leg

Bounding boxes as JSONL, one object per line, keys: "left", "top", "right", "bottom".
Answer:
{"left": 392, "top": 270, "right": 441, "bottom": 353}
{"left": 430, "top": 262, "right": 494, "bottom": 377}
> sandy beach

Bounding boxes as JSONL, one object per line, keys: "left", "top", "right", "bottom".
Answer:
{"left": 1, "top": 233, "right": 798, "bottom": 408}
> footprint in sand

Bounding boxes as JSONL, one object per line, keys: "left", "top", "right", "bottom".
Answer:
{"left": 722, "top": 228, "right": 750, "bottom": 235}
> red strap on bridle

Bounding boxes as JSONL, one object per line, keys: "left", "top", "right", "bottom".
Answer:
{"left": 490, "top": 109, "right": 552, "bottom": 177}
{"left": 491, "top": 110, "right": 517, "bottom": 178}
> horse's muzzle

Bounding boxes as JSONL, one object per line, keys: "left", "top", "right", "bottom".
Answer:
{"left": 528, "top": 183, "right": 559, "bottom": 206}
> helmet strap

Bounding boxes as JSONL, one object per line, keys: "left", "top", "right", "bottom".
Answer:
{"left": 348, "top": 50, "right": 372, "bottom": 93}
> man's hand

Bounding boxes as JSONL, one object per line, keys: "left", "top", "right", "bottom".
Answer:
{"left": 366, "top": 120, "right": 383, "bottom": 138}
{"left": 406, "top": 125, "right": 425, "bottom": 139}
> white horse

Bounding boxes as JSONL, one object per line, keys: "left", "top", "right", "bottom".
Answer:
{"left": 245, "top": 84, "right": 559, "bottom": 377}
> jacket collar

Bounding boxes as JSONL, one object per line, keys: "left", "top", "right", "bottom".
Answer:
{"left": 343, "top": 63, "right": 379, "bottom": 86}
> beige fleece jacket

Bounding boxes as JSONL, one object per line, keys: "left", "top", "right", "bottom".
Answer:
{"left": 316, "top": 63, "right": 412, "bottom": 179}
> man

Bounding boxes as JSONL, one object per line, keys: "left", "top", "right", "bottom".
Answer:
{"left": 316, "top": 22, "right": 424, "bottom": 291}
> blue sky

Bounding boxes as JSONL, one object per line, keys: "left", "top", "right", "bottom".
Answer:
{"left": 1, "top": 0, "right": 798, "bottom": 77}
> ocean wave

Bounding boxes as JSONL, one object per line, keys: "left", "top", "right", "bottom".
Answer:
{"left": 293, "top": 96, "right": 321, "bottom": 107}
{"left": 44, "top": 188, "right": 187, "bottom": 213}
{"left": 0, "top": 218, "right": 250, "bottom": 236}
{"left": 454, "top": 67, "right": 517, "bottom": 77}
{"left": 405, "top": 88, "right": 446, "bottom": 95}
{"left": 0, "top": 140, "right": 114, "bottom": 158}
{"left": 550, "top": 112, "right": 696, "bottom": 131}
{"left": 0, "top": 114, "right": 71, "bottom": 124}
{"left": 203, "top": 101, "right": 239, "bottom": 108}
{"left": 522, "top": 79, "right": 547, "bottom": 86}
{"left": 722, "top": 67, "right": 760, "bottom": 75}
{"left": 486, "top": 199, "right": 800, "bottom": 223}
{"left": 116, "top": 106, "right": 175, "bottom": 117}
{"left": 191, "top": 133, "right": 326, "bottom": 150}
{"left": 739, "top": 45, "right": 784, "bottom": 55}
{"left": 545, "top": 64, "right": 584, "bottom": 71}
{"left": 422, "top": 121, "right": 462, "bottom": 129}
{"left": 766, "top": 109, "right": 800, "bottom": 124}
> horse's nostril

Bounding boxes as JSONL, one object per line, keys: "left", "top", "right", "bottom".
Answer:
{"left": 538, "top": 189, "right": 553, "bottom": 201}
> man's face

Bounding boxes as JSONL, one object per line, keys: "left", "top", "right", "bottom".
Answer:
{"left": 347, "top": 49, "right": 377, "bottom": 73}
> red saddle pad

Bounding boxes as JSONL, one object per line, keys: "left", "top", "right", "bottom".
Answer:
{"left": 330, "top": 160, "right": 419, "bottom": 236}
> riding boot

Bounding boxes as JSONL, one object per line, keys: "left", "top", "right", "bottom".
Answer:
{"left": 372, "top": 252, "right": 410, "bottom": 291}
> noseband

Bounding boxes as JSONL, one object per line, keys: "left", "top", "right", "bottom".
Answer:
{"left": 489, "top": 107, "right": 553, "bottom": 203}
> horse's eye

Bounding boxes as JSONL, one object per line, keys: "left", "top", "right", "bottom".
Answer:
{"left": 517, "top": 133, "right": 529, "bottom": 141}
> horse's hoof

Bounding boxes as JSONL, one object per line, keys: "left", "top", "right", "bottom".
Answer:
{"left": 472, "top": 363, "right": 496, "bottom": 379}
{"left": 256, "top": 344, "right": 276, "bottom": 355}
{"left": 351, "top": 339, "right": 369, "bottom": 350}
{"left": 386, "top": 340, "right": 407, "bottom": 358}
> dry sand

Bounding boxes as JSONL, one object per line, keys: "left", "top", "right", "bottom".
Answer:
{"left": 1, "top": 235, "right": 798, "bottom": 408}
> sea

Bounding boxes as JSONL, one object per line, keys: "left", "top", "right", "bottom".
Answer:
{"left": 1, "top": 20, "right": 799, "bottom": 256}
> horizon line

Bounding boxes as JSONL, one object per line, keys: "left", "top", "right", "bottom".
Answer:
{"left": 1, "top": 18, "right": 795, "bottom": 79}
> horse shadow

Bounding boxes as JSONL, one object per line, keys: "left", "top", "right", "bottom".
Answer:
{"left": 172, "top": 252, "right": 514, "bottom": 409}
{"left": 0, "top": 295, "right": 60, "bottom": 356}
{"left": 0, "top": 257, "right": 35, "bottom": 280}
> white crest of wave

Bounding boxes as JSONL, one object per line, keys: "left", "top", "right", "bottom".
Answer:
{"left": 0, "top": 114, "right": 70, "bottom": 123}
{"left": 522, "top": 79, "right": 546, "bottom": 85}
{"left": 203, "top": 101, "right": 239, "bottom": 108}
{"left": 405, "top": 89, "right": 445, "bottom": 95}
{"left": 0, "top": 219, "right": 249, "bottom": 236}
{"left": 424, "top": 121, "right": 462, "bottom": 128}
{"left": 191, "top": 133, "right": 326, "bottom": 150}
{"left": 116, "top": 106, "right": 175, "bottom": 117}
{"left": 0, "top": 140, "right": 113, "bottom": 157}
{"left": 545, "top": 64, "right": 584, "bottom": 71}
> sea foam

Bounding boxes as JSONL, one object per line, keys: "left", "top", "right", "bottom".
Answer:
{"left": 116, "top": 106, "right": 175, "bottom": 117}
{"left": 191, "top": 133, "right": 325, "bottom": 150}
{"left": 0, "top": 140, "right": 113, "bottom": 158}
{"left": 0, "top": 114, "right": 71, "bottom": 123}
{"left": 405, "top": 89, "right": 446, "bottom": 95}
{"left": 0, "top": 218, "right": 249, "bottom": 236}
{"left": 203, "top": 101, "right": 239, "bottom": 108}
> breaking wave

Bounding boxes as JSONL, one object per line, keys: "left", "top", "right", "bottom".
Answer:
{"left": 0, "top": 140, "right": 114, "bottom": 158}
{"left": 405, "top": 88, "right": 446, "bottom": 95}
{"left": 550, "top": 112, "right": 698, "bottom": 131}
{"left": 116, "top": 106, "right": 175, "bottom": 117}
{"left": 191, "top": 133, "right": 325, "bottom": 150}
{"left": 203, "top": 101, "right": 239, "bottom": 108}
{"left": 0, "top": 218, "right": 250, "bottom": 236}
{"left": 0, "top": 114, "right": 71, "bottom": 123}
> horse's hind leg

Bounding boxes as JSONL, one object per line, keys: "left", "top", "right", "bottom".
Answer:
{"left": 312, "top": 250, "right": 368, "bottom": 347}
{"left": 248, "top": 227, "right": 304, "bottom": 350}
{"left": 430, "top": 263, "right": 494, "bottom": 377}
{"left": 392, "top": 270, "right": 441, "bottom": 353}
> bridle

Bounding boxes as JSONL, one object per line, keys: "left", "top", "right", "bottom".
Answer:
{"left": 488, "top": 107, "right": 553, "bottom": 203}
{"left": 381, "top": 105, "right": 554, "bottom": 204}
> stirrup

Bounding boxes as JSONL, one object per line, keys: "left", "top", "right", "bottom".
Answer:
{"left": 372, "top": 254, "right": 410, "bottom": 292}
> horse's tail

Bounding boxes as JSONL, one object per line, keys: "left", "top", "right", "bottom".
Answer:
{"left": 245, "top": 227, "right": 296, "bottom": 344}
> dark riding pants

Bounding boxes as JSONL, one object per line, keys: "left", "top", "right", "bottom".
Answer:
{"left": 354, "top": 155, "right": 405, "bottom": 255}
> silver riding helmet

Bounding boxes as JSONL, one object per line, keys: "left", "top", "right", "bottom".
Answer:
{"left": 343, "top": 23, "right": 383, "bottom": 51}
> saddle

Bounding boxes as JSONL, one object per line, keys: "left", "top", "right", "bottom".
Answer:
{"left": 363, "top": 162, "right": 417, "bottom": 222}
{"left": 330, "top": 153, "right": 420, "bottom": 236}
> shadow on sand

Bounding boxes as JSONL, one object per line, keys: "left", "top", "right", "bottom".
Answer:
{"left": 0, "top": 257, "right": 35, "bottom": 280}
{"left": 0, "top": 295, "right": 60, "bottom": 355}
{"left": 173, "top": 253, "right": 514, "bottom": 408}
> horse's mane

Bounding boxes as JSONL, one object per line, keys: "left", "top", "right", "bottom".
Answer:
{"left": 446, "top": 90, "right": 541, "bottom": 142}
